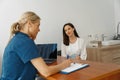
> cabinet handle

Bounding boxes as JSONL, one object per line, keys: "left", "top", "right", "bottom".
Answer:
{"left": 112, "top": 57, "right": 120, "bottom": 62}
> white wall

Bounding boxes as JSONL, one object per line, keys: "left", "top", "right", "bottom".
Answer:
{"left": 0, "top": 0, "right": 116, "bottom": 72}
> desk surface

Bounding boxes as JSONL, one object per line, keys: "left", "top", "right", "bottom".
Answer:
{"left": 47, "top": 56, "right": 120, "bottom": 80}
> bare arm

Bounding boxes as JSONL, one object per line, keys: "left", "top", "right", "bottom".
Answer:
{"left": 31, "top": 57, "right": 71, "bottom": 77}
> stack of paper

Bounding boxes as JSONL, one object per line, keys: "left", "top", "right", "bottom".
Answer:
{"left": 60, "top": 63, "right": 89, "bottom": 74}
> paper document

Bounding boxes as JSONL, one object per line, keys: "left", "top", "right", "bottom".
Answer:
{"left": 60, "top": 63, "right": 89, "bottom": 74}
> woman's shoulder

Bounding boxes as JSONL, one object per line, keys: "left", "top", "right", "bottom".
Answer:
{"left": 61, "top": 41, "right": 66, "bottom": 46}
{"left": 77, "top": 37, "right": 84, "bottom": 41}
{"left": 77, "top": 37, "right": 86, "bottom": 44}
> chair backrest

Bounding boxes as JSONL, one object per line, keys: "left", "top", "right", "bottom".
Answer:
{"left": 57, "top": 50, "right": 61, "bottom": 56}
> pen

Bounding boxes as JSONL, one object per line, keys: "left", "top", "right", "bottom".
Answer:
{"left": 67, "top": 54, "right": 69, "bottom": 59}
{"left": 67, "top": 54, "right": 76, "bottom": 64}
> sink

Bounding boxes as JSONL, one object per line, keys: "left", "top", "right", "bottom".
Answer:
{"left": 102, "top": 40, "right": 120, "bottom": 46}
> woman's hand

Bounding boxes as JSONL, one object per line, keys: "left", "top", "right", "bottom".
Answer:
{"left": 76, "top": 56, "right": 81, "bottom": 60}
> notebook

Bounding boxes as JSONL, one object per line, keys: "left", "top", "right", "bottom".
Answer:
{"left": 36, "top": 43, "right": 57, "bottom": 63}
{"left": 60, "top": 63, "right": 89, "bottom": 74}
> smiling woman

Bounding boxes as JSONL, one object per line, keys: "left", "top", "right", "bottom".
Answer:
{"left": 61, "top": 23, "right": 87, "bottom": 60}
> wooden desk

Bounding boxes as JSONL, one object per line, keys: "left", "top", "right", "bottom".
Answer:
{"left": 47, "top": 56, "right": 120, "bottom": 80}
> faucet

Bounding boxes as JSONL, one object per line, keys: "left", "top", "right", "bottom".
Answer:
{"left": 117, "top": 22, "right": 120, "bottom": 38}
{"left": 113, "top": 22, "right": 120, "bottom": 40}
{"left": 101, "top": 34, "right": 108, "bottom": 41}
{"left": 101, "top": 34, "right": 105, "bottom": 41}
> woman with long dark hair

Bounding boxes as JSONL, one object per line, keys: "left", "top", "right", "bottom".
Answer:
{"left": 61, "top": 23, "right": 87, "bottom": 60}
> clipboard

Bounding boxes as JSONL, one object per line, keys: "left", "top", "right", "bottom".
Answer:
{"left": 60, "top": 63, "right": 89, "bottom": 74}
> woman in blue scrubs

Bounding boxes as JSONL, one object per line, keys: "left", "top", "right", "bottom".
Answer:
{"left": 0, "top": 11, "right": 72, "bottom": 80}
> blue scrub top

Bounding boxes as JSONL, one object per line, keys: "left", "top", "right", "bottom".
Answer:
{"left": 0, "top": 32, "right": 40, "bottom": 80}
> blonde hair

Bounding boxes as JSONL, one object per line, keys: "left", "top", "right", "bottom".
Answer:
{"left": 9, "top": 11, "right": 40, "bottom": 41}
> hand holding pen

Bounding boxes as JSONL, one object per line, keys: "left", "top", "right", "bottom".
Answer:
{"left": 67, "top": 54, "right": 70, "bottom": 59}
{"left": 67, "top": 54, "right": 75, "bottom": 64}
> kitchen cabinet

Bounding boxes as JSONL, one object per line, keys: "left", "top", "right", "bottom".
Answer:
{"left": 87, "top": 45, "right": 120, "bottom": 64}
